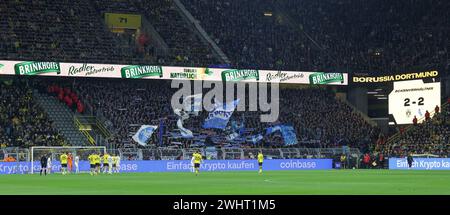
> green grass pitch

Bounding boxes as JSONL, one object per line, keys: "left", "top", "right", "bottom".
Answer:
{"left": 0, "top": 170, "right": 449, "bottom": 195}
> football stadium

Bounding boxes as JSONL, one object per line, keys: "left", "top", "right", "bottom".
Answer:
{"left": 0, "top": 0, "right": 449, "bottom": 202}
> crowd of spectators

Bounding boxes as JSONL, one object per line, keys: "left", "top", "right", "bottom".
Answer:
{"left": 74, "top": 78, "right": 175, "bottom": 148}
{"left": 181, "top": 0, "right": 309, "bottom": 70}
{"left": 65, "top": 77, "right": 379, "bottom": 152}
{"left": 0, "top": 78, "right": 66, "bottom": 149}
{"left": 0, "top": 0, "right": 219, "bottom": 67}
{"left": 279, "top": 88, "right": 379, "bottom": 151}
{"left": 386, "top": 102, "right": 449, "bottom": 157}
{"left": 1, "top": 0, "right": 447, "bottom": 73}
{"left": 281, "top": 0, "right": 449, "bottom": 73}
{"left": 132, "top": 0, "right": 219, "bottom": 67}
{"left": 0, "top": 0, "right": 133, "bottom": 64}
{"left": 0, "top": 0, "right": 447, "bottom": 160}
{"left": 0, "top": 75, "right": 445, "bottom": 160}
{"left": 182, "top": 0, "right": 449, "bottom": 72}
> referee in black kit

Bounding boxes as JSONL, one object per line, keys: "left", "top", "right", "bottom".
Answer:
{"left": 40, "top": 154, "right": 48, "bottom": 176}
{"left": 407, "top": 153, "right": 414, "bottom": 169}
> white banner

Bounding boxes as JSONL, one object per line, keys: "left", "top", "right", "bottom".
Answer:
{"left": 261, "top": 70, "right": 348, "bottom": 85}
{"left": 0, "top": 60, "right": 348, "bottom": 85}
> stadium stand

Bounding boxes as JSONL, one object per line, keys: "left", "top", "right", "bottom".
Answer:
{"left": 0, "top": 0, "right": 131, "bottom": 63}
{"left": 385, "top": 102, "right": 449, "bottom": 157}
{"left": 0, "top": 0, "right": 219, "bottom": 66}
{"left": 181, "top": 0, "right": 449, "bottom": 72}
{"left": 0, "top": 0, "right": 448, "bottom": 162}
{"left": 180, "top": 0, "right": 315, "bottom": 70}
{"left": 278, "top": 0, "right": 449, "bottom": 72}
{"left": 0, "top": 78, "right": 66, "bottom": 148}
{"left": 1, "top": 75, "right": 444, "bottom": 160}
{"left": 1, "top": 0, "right": 447, "bottom": 72}
{"left": 131, "top": 0, "right": 219, "bottom": 67}
{"left": 58, "top": 77, "right": 378, "bottom": 152}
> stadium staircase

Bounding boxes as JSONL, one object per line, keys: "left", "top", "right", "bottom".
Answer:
{"left": 73, "top": 115, "right": 113, "bottom": 147}
{"left": 173, "top": 0, "right": 231, "bottom": 64}
{"left": 33, "top": 91, "right": 89, "bottom": 146}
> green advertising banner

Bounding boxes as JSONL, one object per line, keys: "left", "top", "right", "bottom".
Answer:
{"left": 0, "top": 60, "right": 348, "bottom": 85}
{"left": 121, "top": 65, "right": 163, "bottom": 79}
{"left": 309, "top": 72, "right": 344, "bottom": 84}
{"left": 14, "top": 61, "right": 60, "bottom": 75}
{"left": 221, "top": 69, "right": 259, "bottom": 82}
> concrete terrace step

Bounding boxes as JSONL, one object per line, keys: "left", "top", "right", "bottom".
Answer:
{"left": 33, "top": 91, "right": 88, "bottom": 146}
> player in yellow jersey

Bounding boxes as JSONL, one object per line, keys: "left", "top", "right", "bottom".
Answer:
{"left": 94, "top": 153, "right": 101, "bottom": 174}
{"left": 60, "top": 152, "right": 68, "bottom": 175}
{"left": 102, "top": 153, "right": 110, "bottom": 174}
{"left": 193, "top": 150, "right": 203, "bottom": 176}
{"left": 257, "top": 150, "right": 264, "bottom": 174}
{"left": 88, "top": 153, "right": 96, "bottom": 175}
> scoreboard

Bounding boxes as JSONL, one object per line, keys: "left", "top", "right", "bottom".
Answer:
{"left": 388, "top": 80, "right": 441, "bottom": 124}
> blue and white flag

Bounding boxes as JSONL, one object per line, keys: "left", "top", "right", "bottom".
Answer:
{"left": 177, "top": 115, "right": 193, "bottom": 138}
{"left": 250, "top": 134, "right": 264, "bottom": 144}
{"left": 265, "top": 125, "right": 282, "bottom": 135}
{"left": 226, "top": 132, "right": 239, "bottom": 141}
{"left": 265, "top": 124, "right": 298, "bottom": 146}
{"left": 183, "top": 94, "right": 202, "bottom": 115}
{"left": 132, "top": 125, "right": 158, "bottom": 146}
{"left": 280, "top": 125, "right": 298, "bottom": 146}
{"left": 174, "top": 109, "right": 194, "bottom": 138}
{"left": 173, "top": 94, "right": 202, "bottom": 139}
{"left": 203, "top": 99, "right": 240, "bottom": 130}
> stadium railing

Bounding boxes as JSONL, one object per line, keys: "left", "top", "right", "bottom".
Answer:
{"left": 141, "top": 147, "right": 362, "bottom": 161}
{"left": 182, "top": 148, "right": 205, "bottom": 159}
{"left": 159, "top": 148, "right": 183, "bottom": 160}
{"left": 73, "top": 115, "right": 96, "bottom": 145}
{"left": 0, "top": 147, "right": 362, "bottom": 162}
{"left": 1, "top": 147, "right": 29, "bottom": 162}
{"left": 279, "top": 148, "right": 300, "bottom": 158}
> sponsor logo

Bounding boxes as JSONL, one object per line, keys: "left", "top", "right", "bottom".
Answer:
{"left": 266, "top": 71, "right": 305, "bottom": 82}
{"left": 352, "top": 71, "right": 439, "bottom": 83}
{"left": 221, "top": 69, "right": 259, "bottom": 82}
{"left": 14, "top": 61, "right": 60, "bottom": 75}
{"left": 68, "top": 63, "right": 115, "bottom": 76}
{"left": 309, "top": 72, "right": 344, "bottom": 84}
{"left": 406, "top": 109, "right": 412, "bottom": 118}
{"left": 170, "top": 68, "right": 213, "bottom": 80}
{"left": 390, "top": 158, "right": 450, "bottom": 170}
{"left": 121, "top": 65, "right": 163, "bottom": 79}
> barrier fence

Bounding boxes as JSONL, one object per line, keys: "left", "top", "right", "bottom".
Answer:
{"left": 0, "top": 159, "right": 332, "bottom": 174}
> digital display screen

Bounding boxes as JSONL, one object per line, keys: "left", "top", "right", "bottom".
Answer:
{"left": 388, "top": 80, "right": 440, "bottom": 124}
